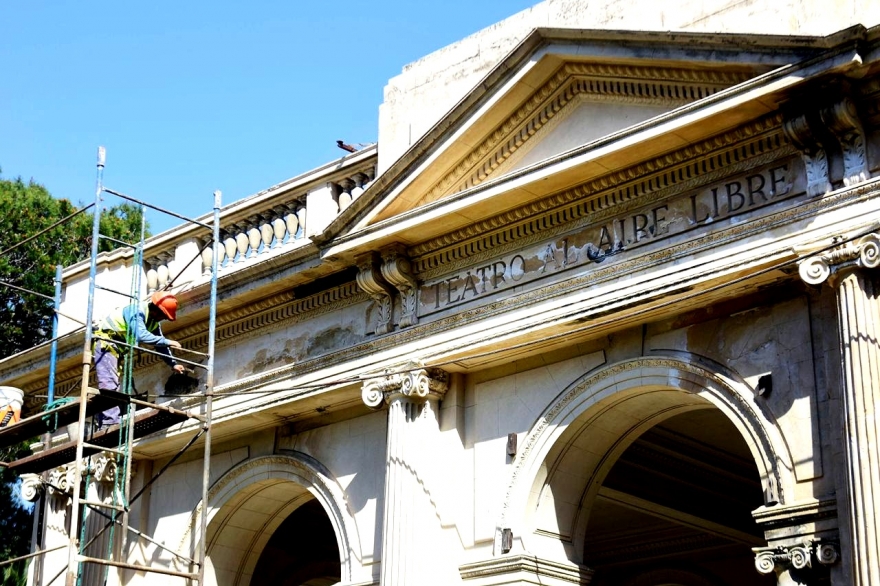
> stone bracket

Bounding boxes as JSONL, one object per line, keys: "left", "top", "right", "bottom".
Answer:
{"left": 355, "top": 251, "right": 396, "bottom": 334}
{"left": 783, "top": 113, "right": 831, "bottom": 197}
{"left": 783, "top": 92, "right": 869, "bottom": 196}
{"left": 380, "top": 244, "right": 419, "bottom": 328}
{"left": 821, "top": 97, "right": 869, "bottom": 186}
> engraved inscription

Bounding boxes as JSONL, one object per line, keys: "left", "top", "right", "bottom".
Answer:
{"left": 420, "top": 159, "right": 804, "bottom": 314}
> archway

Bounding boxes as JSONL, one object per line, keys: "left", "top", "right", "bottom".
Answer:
{"left": 184, "top": 453, "right": 362, "bottom": 586}
{"left": 249, "top": 498, "right": 341, "bottom": 586}
{"left": 500, "top": 355, "right": 792, "bottom": 580}
{"left": 585, "top": 408, "right": 772, "bottom": 585}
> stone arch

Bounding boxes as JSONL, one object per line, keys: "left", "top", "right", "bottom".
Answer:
{"left": 180, "top": 452, "right": 363, "bottom": 585}
{"left": 500, "top": 353, "right": 792, "bottom": 562}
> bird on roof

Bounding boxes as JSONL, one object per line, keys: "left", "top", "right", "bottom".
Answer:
{"left": 336, "top": 140, "right": 358, "bottom": 153}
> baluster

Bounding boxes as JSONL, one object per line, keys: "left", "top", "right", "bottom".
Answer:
{"left": 235, "top": 223, "right": 249, "bottom": 263}
{"left": 285, "top": 208, "right": 300, "bottom": 241}
{"left": 201, "top": 237, "right": 214, "bottom": 275}
{"left": 350, "top": 173, "right": 367, "bottom": 201}
{"left": 156, "top": 253, "right": 170, "bottom": 290}
{"left": 247, "top": 218, "right": 261, "bottom": 258}
{"left": 296, "top": 207, "right": 307, "bottom": 238}
{"left": 259, "top": 215, "right": 274, "bottom": 253}
{"left": 145, "top": 260, "right": 159, "bottom": 293}
{"left": 272, "top": 207, "right": 287, "bottom": 248}
{"left": 338, "top": 179, "right": 354, "bottom": 211}
{"left": 223, "top": 232, "right": 238, "bottom": 265}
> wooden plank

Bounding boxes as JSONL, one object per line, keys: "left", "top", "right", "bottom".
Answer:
{"left": 8, "top": 407, "right": 189, "bottom": 474}
{"left": 0, "top": 393, "right": 128, "bottom": 450}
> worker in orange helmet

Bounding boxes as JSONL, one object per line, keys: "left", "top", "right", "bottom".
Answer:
{"left": 92, "top": 291, "right": 186, "bottom": 427}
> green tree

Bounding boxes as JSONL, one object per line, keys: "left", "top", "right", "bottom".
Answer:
{"left": 0, "top": 174, "right": 150, "bottom": 580}
{"left": 0, "top": 175, "right": 150, "bottom": 358}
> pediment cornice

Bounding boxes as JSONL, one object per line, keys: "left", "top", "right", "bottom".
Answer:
{"left": 402, "top": 62, "right": 755, "bottom": 213}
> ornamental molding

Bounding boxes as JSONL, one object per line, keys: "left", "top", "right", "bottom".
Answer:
{"left": 412, "top": 114, "right": 788, "bottom": 277}
{"left": 798, "top": 232, "right": 880, "bottom": 285}
{"left": 498, "top": 357, "right": 783, "bottom": 528}
{"left": 459, "top": 554, "right": 593, "bottom": 584}
{"left": 178, "top": 452, "right": 360, "bottom": 582}
{"left": 362, "top": 363, "right": 449, "bottom": 408}
{"left": 753, "top": 540, "right": 839, "bottom": 575}
{"left": 189, "top": 175, "right": 880, "bottom": 400}
{"left": 421, "top": 62, "right": 753, "bottom": 205}
{"left": 24, "top": 280, "right": 368, "bottom": 399}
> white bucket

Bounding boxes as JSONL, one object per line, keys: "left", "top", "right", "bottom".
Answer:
{"left": 0, "top": 386, "right": 24, "bottom": 428}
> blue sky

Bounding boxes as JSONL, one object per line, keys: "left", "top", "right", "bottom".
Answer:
{"left": 1, "top": 1, "right": 537, "bottom": 234}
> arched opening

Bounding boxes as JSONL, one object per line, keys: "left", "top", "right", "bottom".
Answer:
{"left": 502, "top": 357, "right": 790, "bottom": 584}
{"left": 250, "top": 498, "right": 341, "bottom": 586}
{"left": 192, "top": 454, "right": 361, "bottom": 586}
{"left": 585, "top": 408, "right": 771, "bottom": 585}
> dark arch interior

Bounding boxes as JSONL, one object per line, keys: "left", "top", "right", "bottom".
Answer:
{"left": 250, "top": 498, "right": 341, "bottom": 586}
{"left": 585, "top": 409, "right": 774, "bottom": 586}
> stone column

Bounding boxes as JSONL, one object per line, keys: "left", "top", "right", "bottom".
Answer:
{"left": 799, "top": 233, "right": 880, "bottom": 585}
{"left": 363, "top": 364, "right": 448, "bottom": 586}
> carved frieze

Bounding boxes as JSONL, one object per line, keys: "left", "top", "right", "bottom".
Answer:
{"left": 362, "top": 363, "right": 449, "bottom": 408}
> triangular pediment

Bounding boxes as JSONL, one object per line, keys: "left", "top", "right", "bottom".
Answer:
{"left": 318, "top": 28, "right": 846, "bottom": 255}
{"left": 404, "top": 61, "right": 756, "bottom": 212}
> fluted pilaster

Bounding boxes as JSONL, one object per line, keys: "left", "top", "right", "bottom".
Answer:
{"left": 800, "top": 233, "right": 880, "bottom": 585}
{"left": 363, "top": 364, "right": 448, "bottom": 586}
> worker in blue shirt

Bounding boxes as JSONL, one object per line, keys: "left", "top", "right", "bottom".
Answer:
{"left": 93, "top": 291, "right": 185, "bottom": 427}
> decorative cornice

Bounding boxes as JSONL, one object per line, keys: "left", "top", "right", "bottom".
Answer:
{"left": 459, "top": 554, "right": 593, "bottom": 584}
{"left": 197, "top": 176, "right": 880, "bottom": 401}
{"left": 752, "top": 498, "right": 838, "bottom": 529}
{"left": 420, "top": 63, "right": 753, "bottom": 205}
{"left": 26, "top": 281, "right": 368, "bottom": 400}
{"left": 798, "top": 232, "right": 880, "bottom": 285}
{"left": 361, "top": 363, "right": 449, "bottom": 408}
{"left": 753, "top": 540, "right": 839, "bottom": 575}
{"left": 411, "top": 113, "right": 787, "bottom": 274}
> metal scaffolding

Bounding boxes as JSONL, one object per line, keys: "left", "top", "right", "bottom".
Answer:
{"left": 0, "top": 147, "right": 222, "bottom": 586}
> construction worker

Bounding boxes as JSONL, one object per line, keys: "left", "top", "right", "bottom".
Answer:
{"left": 93, "top": 291, "right": 185, "bottom": 427}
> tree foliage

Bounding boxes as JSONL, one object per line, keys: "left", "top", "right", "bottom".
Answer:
{"left": 0, "top": 174, "right": 150, "bottom": 574}
{"left": 0, "top": 175, "right": 149, "bottom": 359}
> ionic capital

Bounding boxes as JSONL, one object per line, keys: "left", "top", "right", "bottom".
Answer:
{"left": 362, "top": 363, "right": 449, "bottom": 408}
{"left": 753, "top": 540, "right": 839, "bottom": 575}
{"left": 798, "top": 232, "right": 880, "bottom": 285}
{"left": 19, "top": 473, "right": 43, "bottom": 502}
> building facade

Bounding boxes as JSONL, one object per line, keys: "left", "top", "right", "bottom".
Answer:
{"left": 4, "top": 1, "right": 880, "bottom": 584}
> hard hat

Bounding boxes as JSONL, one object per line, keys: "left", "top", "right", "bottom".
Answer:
{"left": 150, "top": 291, "right": 178, "bottom": 321}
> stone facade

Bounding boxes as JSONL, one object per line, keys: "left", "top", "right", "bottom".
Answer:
{"left": 5, "top": 1, "right": 880, "bottom": 585}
